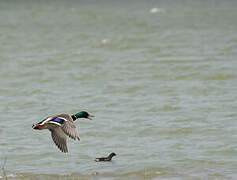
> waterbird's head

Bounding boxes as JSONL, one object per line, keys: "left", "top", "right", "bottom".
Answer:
{"left": 109, "top": 152, "right": 117, "bottom": 158}
{"left": 73, "top": 111, "right": 94, "bottom": 120}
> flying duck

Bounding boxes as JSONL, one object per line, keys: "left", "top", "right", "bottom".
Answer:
{"left": 32, "top": 111, "right": 94, "bottom": 153}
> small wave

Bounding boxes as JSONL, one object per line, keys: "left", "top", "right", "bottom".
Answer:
{"left": 149, "top": 8, "right": 166, "bottom": 14}
{"left": 0, "top": 173, "right": 20, "bottom": 179}
{"left": 0, "top": 170, "right": 163, "bottom": 180}
{"left": 101, "top": 39, "right": 110, "bottom": 44}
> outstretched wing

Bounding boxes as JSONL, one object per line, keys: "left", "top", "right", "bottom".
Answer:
{"left": 61, "top": 120, "right": 80, "bottom": 140}
{"left": 57, "top": 114, "right": 80, "bottom": 140}
{"left": 48, "top": 117, "right": 66, "bottom": 126}
{"left": 50, "top": 128, "right": 68, "bottom": 153}
{"left": 36, "top": 116, "right": 55, "bottom": 125}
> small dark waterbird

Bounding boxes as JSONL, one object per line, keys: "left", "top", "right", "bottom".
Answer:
{"left": 32, "top": 111, "right": 94, "bottom": 153}
{"left": 95, "top": 152, "right": 117, "bottom": 162}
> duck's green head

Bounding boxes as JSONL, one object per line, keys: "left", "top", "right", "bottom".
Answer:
{"left": 72, "top": 111, "right": 94, "bottom": 121}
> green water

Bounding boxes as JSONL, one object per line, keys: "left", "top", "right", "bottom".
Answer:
{"left": 0, "top": 0, "right": 237, "bottom": 179}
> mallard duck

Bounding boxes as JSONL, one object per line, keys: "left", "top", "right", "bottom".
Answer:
{"left": 32, "top": 111, "right": 94, "bottom": 153}
{"left": 95, "top": 152, "right": 117, "bottom": 162}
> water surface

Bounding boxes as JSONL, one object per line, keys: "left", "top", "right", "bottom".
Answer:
{"left": 0, "top": 0, "right": 237, "bottom": 179}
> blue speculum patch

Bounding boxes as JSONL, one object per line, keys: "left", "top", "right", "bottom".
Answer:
{"left": 52, "top": 117, "right": 65, "bottom": 124}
